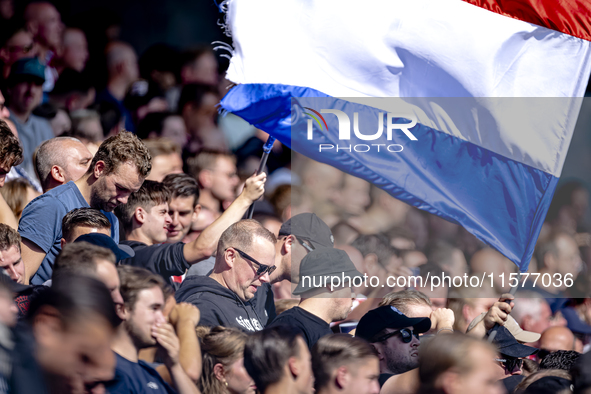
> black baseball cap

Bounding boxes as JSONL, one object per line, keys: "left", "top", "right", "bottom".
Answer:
{"left": 488, "top": 325, "right": 538, "bottom": 358}
{"left": 293, "top": 247, "right": 362, "bottom": 295}
{"left": 279, "top": 213, "right": 334, "bottom": 249}
{"left": 356, "top": 305, "right": 431, "bottom": 342}
{"left": 74, "top": 233, "right": 134, "bottom": 261}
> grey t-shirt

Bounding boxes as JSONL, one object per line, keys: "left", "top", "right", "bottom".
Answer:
{"left": 18, "top": 181, "right": 119, "bottom": 284}
{"left": 9, "top": 113, "right": 54, "bottom": 180}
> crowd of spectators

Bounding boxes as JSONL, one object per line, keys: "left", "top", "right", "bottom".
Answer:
{"left": 0, "top": 1, "right": 590, "bottom": 394}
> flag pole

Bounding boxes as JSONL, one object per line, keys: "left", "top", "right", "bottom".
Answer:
{"left": 246, "top": 136, "right": 276, "bottom": 219}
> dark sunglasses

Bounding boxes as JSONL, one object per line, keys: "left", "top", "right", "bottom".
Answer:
{"left": 373, "top": 328, "right": 420, "bottom": 343}
{"left": 229, "top": 247, "right": 276, "bottom": 276}
{"left": 495, "top": 356, "right": 523, "bottom": 371}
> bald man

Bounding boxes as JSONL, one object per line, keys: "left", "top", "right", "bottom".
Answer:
{"left": 34, "top": 137, "right": 93, "bottom": 192}
{"left": 95, "top": 41, "right": 138, "bottom": 131}
{"left": 539, "top": 326, "right": 575, "bottom": 352}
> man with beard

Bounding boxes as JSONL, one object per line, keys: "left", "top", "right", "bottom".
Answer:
{"left": 356, "top": 305, "right": 432, "bottom": 388}
{"left": 19, "top": 131, "right": 151, "bottom": 284}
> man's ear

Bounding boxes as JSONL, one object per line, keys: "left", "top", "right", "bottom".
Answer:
{"left": 26, "top": 20, "right": 39, "bottom": 36}
{"left": 51, "top": 165, "right": 65, "bottom": 183}
{"left": 93, "top": 160, "right": 106, "bottom": 179}
{"left": 288, "top": 356, "right": 300, "bottom": 379}
{"left": 199, "top": 169, "right": 213, "bottom": 189}
{"left": 116, "top": 302, "right": 129, "bottom": 321}
{"left": 134, "top": 207, "right": 146, "bottom": 225}
{"left": 521, "top": 315, "right": 534, "bottom": 332}
{"left": 335, "top": 366, "right": 350, "bottom": 389}
{"left": 282, "top": 235, "right": 294, "bottom": 255}
{"left": 224, "top": 248, "right": 236, "bottom": 269}
{"left": 60, "top": 238, "right": 66, "bottom": 249}
{"left": 439, "top": 369, "right": 460, "bottom": 394}
{"left": 32, "top": 305, "right": 63, "bottom": 348}
{"left": 371, "top": 343, "right": 384, "bottom": 361}
{"left": 364, "top": 253, "right": 380, "bottom": 275}
{"left": 213, "top": 363, "right": 226, "bottom": 382}
{"left": 192, "top": 204, "right": 202, "bottom": 220}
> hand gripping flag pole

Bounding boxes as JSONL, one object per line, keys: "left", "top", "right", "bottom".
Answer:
{"left": 246, "top": 136, "right": 276, "bottom": 219}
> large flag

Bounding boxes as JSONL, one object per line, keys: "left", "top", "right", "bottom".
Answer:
{"left": 219, "top": 0, "right": 591, "bottom": 272}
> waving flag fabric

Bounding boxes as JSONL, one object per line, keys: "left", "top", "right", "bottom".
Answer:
{"left": 219, "top": 0, "right": 591, "bottom": 272}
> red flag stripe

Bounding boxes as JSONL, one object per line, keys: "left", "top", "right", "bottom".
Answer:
{"left": 463, "top": 0, "right": 591, "bottom": 41}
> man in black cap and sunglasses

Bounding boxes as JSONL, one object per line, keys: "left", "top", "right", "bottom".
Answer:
{"left": 356, "top": 305, "right": 432, "bottom": 388}
{"left": 487, "top": 325, "right": 538, "bottom": 392}
{"left": 270, "top": 212, "right": 334, "bottom": 288}
{"left": 176, "top": 219, "right": 277, "bottom": 332}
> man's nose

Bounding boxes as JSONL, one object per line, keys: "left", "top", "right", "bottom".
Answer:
{"left": 259, "top": 271, "right": 271, "bottom": 283}
{"left": 164, "top": 213, "right": 172, "bottom": 224}
{"left": 117, "top": 195, "right": 129, "bottom": 205}
{"left": 7, "top": 265, "right": 18, "bottom": 281}
{"left": 170, "top": 212, "right": 180, "bottom": 226}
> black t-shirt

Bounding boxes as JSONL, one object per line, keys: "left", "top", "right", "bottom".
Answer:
{"left": 379, "top": 373, "right": 394, "bottom": 388}
{"left": 267, "top": 306, "right": 332, "bottom": 349}
{"left": 106, "top": 353, "right": 176, "bottom": 394}
{"left": 120, "top": 241, "right": 190, "bottom": 282}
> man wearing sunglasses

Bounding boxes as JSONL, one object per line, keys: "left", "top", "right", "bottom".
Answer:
{"left": 356, "top": 305, "right": 431, "bottom": 388}
{"left": 487, "top": 325, "right": 538, "bottom": 393}
{"left": 176, "top": 219, "right": 277, "bottom": 332}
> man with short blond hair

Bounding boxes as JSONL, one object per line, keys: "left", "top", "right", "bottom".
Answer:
{"left": 19, "top": 131, "right": 151, "bottom": 284}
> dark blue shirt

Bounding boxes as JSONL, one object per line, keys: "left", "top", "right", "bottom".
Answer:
{"left": 18, "top": 181, "right": 119, "bottom": 284}
{"left": 106, "top": 353, "right": 176, "bottom": 394}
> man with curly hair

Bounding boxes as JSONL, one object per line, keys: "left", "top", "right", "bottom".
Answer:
{"left": 19, "top": 131, "right": 151, "bottom": 285}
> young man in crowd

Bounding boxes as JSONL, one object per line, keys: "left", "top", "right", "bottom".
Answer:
{"left": 268, "top": 248, "right": 361, "bottom": 349}
{"left": 175, "top": 219, "right": 276, "bottom": 331}
{"left": 0, "top": 223, "right": 25, "bottom": 285}
{"left": 60, "top": 207, "right": 112, "bottom": 245}
{"left": 356, "top": 305, "right": 432, "bottom": 388}
{"left": 107, "top": 265, "right": 200, "bottom": 394}
{"left": 115, "top": 172, "right": 265, "bottom": 281}
{"left": 312, "top": 334, "right": 380, "bottom": 394}
{"left": 19, "top": 131, "right": 151, "bottom": 284}
{"left": 34, "top": 137, "right": 93, "bottom": 193}
{"left": 12, "top": 274, "right": 119, "bottom": 394}
{"left": 53, "top": 239, "right": 123, "bottom": 306}
{"left": 244, "top": 325, "right": 315, "bottom": 394}
{"left": 162, "top": 173, "right": 201, "bottom": 244}
{"left": 187, "top": 150, "right": 240, "bottom": 218}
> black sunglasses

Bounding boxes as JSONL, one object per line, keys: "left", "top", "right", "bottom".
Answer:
{"left": 373, "top": 328, "right": 420, "bottom": 343}
{"left": 228, "top": 247, "right": 276, "bottom": 276}
{"left": 495, "top": 356, "right": 523, "bottom": 371}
